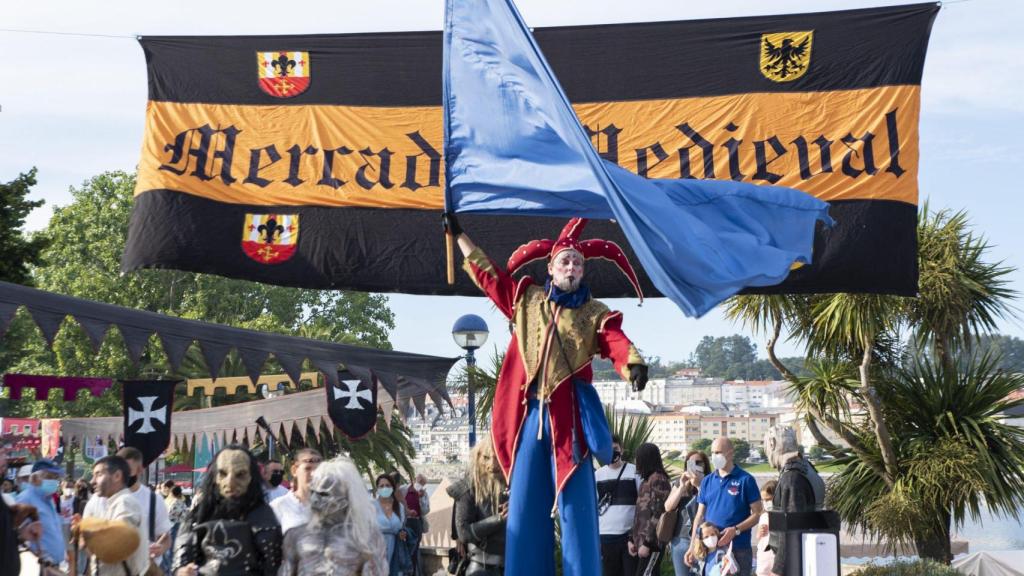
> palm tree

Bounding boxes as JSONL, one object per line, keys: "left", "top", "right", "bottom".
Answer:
{"left": 448, "top": 347, "right": 503, "bottom": 429}
{"left": 829, "top": 354, "right": 1024, "bottom": 562}
{"left": 908, "top": 206, "right": 1016, "bottom": 369}
{"left": 727, "top": 205, "right": 1019, "bottom": 563}
{"left": 603, "top": 404, "right": 654, "bottom": 462}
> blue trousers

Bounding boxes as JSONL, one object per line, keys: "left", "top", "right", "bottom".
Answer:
{"left": 506, "top": 399, "right": 601, "bottom": 576}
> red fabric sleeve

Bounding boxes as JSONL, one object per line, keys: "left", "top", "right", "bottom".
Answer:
{"left": 597, "top": 311, "right": 645, "bottom": 379}
{"left": 462, "top": 247, "right": 519, "bottom": 318}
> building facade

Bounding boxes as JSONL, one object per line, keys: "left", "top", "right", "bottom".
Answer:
{"left": 649, "top": 410, "right": 782, "bottom": 453}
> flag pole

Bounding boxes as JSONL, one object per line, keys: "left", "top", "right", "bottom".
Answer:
{"left": 446, "top": 229, "right": 455, "bottom": 285}
{"left": 443, "top": 0, "right": 456, "bottom": 285}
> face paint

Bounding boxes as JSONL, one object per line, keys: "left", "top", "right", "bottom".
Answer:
{"left": 548, "top": 249, "right": 584, "bottom": 292}
{"left": 215, "top": 450, "right": 252, "bottom": 500}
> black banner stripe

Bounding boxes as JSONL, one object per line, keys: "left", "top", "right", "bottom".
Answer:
{"left": 122, "top": 190, "right": 916, "bottom": 298}
{"left": 141, "top": 3, "right": 937, "bottom": 107}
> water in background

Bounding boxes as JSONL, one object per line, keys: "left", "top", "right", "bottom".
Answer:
{"left": 954, "top": 508, "right": 1024, "bottom": 553}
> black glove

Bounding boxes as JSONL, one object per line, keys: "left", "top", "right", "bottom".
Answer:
{"left": 443, "top": 212, "right": 464, "bottom": 237}
{"left": 629, "top": 364, "right": 648, "bottom": 393}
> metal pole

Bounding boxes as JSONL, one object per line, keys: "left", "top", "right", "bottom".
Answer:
{"left": 467, "top": 349, "right": 477, "bottom": 448}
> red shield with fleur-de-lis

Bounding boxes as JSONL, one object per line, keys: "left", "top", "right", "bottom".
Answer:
{"left": 242, "top": 213, "right": 299, "bottom": 264}
{"left": 257, "top": 51, "right": 311, "bottom": 98}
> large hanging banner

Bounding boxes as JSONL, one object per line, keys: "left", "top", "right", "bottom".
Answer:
{"left": 123, "top": 380, "right": 179, "bottom": 466}
{"left": 124, "top": 3, "right": 938, "bottom": 297}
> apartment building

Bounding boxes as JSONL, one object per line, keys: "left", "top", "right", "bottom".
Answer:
{"left": 649, "top": 409, "right": 781, "bottom": 453}
{"left": 720, "top": 380, "right": 794, "bottom": 409}
{"left": 593, "top": 377, "right": 724, "bottom": 408}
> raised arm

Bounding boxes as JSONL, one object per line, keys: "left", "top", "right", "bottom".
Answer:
{"left": 445, "top": 213, "right": 520, "bottom": 318}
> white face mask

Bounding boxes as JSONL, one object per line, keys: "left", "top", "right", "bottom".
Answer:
{"left": 413, "top": 483, "right": 424, "bottom": 492}
{"left": 711, "top": 453, "right": 727, "bottom": 470}
{"left": 703, "top": 535, "right": 719, "bottom": 549}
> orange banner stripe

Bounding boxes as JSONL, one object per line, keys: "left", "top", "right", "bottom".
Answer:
{"left": 136, "top": 85, "right": 919, "bottom": 207}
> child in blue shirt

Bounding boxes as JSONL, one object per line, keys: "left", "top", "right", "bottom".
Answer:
{"left": 689, "top": 522, "right": 726, "bottom": 576}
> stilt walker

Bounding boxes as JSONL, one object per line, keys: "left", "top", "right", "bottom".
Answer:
{"left": 446, "top": 214, "right": 648, "bottom": 576}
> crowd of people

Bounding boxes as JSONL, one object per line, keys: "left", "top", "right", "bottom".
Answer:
{"left": 0, "top": 442, "right": 437, "bottom": 576}
{"left": 596, "top": 432, "right": 825, "bottom": 576}
{"left": 1, "top": 423, "right": 824, "bottom": 576}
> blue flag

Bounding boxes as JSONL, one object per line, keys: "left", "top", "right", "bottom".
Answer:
{"left": 443, "top": 0, "right": 834, "bottom": 317}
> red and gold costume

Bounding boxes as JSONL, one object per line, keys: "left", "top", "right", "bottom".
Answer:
{"left": 461, "top": 218, "right": 646, "bottom": 576}
{"left": 463, "top": 243, "right": 642, "bottom": 488}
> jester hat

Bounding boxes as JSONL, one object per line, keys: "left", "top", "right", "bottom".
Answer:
{"left": 506, "top": 218, "right": 643, "bottom": 302}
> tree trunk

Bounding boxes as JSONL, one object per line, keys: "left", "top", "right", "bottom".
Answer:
{"left": 858, "top": 341, "right": 900, "bottom": 486}
{"left": 764, "top": 322, "right": 841, "bottom": 453}
{"left": 914, "top": 508, "right": 952, "bottom": 564}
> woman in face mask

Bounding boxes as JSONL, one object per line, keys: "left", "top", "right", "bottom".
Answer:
{"left": 665, "top": 451, "right": 710, "bottom": 575}
{"left": 374, "top": 474, "right": 413, "bottom": 575}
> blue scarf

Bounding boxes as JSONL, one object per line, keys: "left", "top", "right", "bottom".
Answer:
{"left": 544, "top": 278, "right": 591, "bottom": 309}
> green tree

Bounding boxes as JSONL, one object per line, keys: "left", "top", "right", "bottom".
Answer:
{"left": 690, "top": 438, "right": 712, "bottom": 454}
{"left": 961, "top": 334, "right": 1024, "bottom": 374}
{"left": 731, "top": 438, "right": 751, "bottom": 463}
{"left": 725, "top": 205, "right": 1019, "bottom": 563}
{"left": 694, "top": 334, "right": 776, "bottom": 379}
{"left": 0, "top": 169, "right": 47, "bottom": 285}
{"left": 3, "top": 170, "right": 395, "bottom": 419}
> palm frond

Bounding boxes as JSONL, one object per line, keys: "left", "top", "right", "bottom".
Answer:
{"left": 911, "top": 205, "right": 1018, "bottom": 357}
{"left": 603, "top": 404, "right": 654, "bottom": 462}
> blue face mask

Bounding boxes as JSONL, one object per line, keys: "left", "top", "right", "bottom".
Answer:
{"left": 39, "top": 479, "right": 60, "bottom": 496}
{"left": 378, "top": 486, "right": 394, "bottom": 498}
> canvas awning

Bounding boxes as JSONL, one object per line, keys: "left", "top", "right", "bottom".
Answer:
{"left": 0, "top": 280, "right": 459, "bottom": 409}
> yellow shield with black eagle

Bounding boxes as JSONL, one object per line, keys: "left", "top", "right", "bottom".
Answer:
{"left": 760, "top": 31, "right": 813, "bottom": 82}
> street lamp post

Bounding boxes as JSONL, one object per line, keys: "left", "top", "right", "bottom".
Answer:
{"left": 452, "top": 314, "right": 489, "bottom": 448}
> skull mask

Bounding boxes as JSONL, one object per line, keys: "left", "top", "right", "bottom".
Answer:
{"left": 309, "top": 472, "right": 349, "bottom": 524}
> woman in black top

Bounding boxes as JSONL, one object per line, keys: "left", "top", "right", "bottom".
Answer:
{"left": 630, "top": 443, "right": 672, "bottom": 576}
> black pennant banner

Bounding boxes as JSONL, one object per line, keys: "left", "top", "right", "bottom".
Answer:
{"left": 122, "top": 379, "right": 180, "bottom": 466}
{"left": 327, "top": 370, "right": 378, "bottom": 440}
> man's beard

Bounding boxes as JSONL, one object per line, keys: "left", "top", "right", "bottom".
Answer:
{"left": 211, "top": 494, "right": 249, "bottom": 520}
{"left": 553, "top": 275, "right": 581, "bottom": 292}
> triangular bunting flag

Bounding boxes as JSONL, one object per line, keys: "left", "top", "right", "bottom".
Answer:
{"left": 237, "top": 348, "right": 270, "bottom": 384}
{"left": 27, "top": 307, "right": 65, "bottom": 345}
{"left": 273, "top": 352, "right": 305, "bottom": 387}
{"left": 76, "top": 317, "right": 111, "bottom": 352}
{"left": 118, "top": 325, "right": 154, "bottom": 365}
{"left": 159, "top": 333, "right": 194, "bottom": 373}
{"left": 199, "top": 340, "right": 232, "bottom": 380}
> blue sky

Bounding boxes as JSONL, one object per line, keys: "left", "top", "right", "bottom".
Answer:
{"left": 2, "top": 0, "right": 1021, "bottom": 365}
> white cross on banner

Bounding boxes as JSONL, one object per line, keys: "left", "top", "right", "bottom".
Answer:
{"left": 128, "top": 396, "right": 167, "bottom": 433}
{"left": 332, "top": 379, "right": 372, "bottom": 409}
